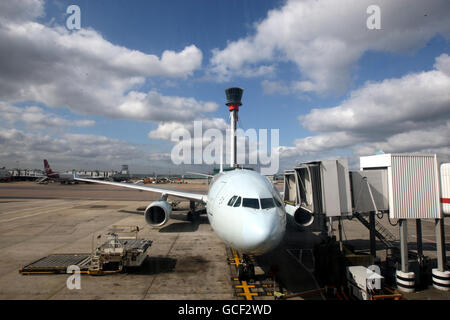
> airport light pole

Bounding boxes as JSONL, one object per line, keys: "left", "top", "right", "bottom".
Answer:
{"left": 225, "top": 87, "right": 244, "bottom": 168}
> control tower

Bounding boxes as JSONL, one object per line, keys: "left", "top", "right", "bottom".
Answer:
{"left": 225, "top": 87, "right": 243, "bottom": 168}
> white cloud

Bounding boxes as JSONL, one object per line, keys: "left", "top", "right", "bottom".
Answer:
{"left": 300, "top": 54, "right": 450, "bottom": 134}
{"left": 117, "top": 90, "right": 218, "bottom": 123}
{"left": 148, "top": 118, "right": 228, "bottom": 140}
{"left": 0, "top": 103, "right": 95, "bottom": 129}
{"left": 0, "top": 1, "right": 208, "bottom": 123}
{"left": 210, "top": 0, "right": 450, "bottom": 93}
{"left": 354, "top": 123, "right": 450, "bottom": 156}
{"left": 261, "top": 80, "right": 290, "bottom": 95}
{"left": 0, "top": 127, "right": 171, "bottom": 170}
{"left": 0, "top": 0, "right": 44, "bottom": 22}
{"left": 281, "top": 54, "right": 450, "bottom": 162}
{"left": 0, "top": 1, "right": 220, "bottom": 172}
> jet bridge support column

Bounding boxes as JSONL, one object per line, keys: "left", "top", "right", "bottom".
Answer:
{"left": 416, "top": 219, "right": 423, "bottom": 260}
{"left": 369, "top": 212, "right": 376, "bottom": 258}
{"left": 435, "top": 218, "right": 447, "bottom": 272}
{"left": 396, "top": 219, "right": 415, "bottom": 292}
{"left": 432, "top": 218, "right": 450, "bottom": 291}
{"left": 399, "top": 219, "right": 408, "bottom": 273}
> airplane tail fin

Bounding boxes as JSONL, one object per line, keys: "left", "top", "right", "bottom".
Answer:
{"left": 43, "top": 159, "right": 53, "bottom": 174}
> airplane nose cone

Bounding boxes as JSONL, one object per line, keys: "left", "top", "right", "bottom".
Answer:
{"left": 244, "top": 223, "right": 272, "bottom": 248}
{"left": 241, "top": 209, "right": 284, "bottom": 254}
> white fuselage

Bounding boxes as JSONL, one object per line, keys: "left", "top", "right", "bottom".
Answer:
{"left": 206, "top": 169, "right": 286, "bottom": 255}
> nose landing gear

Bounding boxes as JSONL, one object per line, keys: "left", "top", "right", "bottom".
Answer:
{"left": 237, "top": 254, "right": 256, "bottom": 281}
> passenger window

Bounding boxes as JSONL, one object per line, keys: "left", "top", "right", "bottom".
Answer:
{"left": 242, "top": 198, "right": 260, "bottom": 209}
{"left": 260, "top": 198, "right": 275, "bottom": 209}
{"left": 227, "top": 196, "right": 237, "bottom": 206}
{"left": 233, "top": 197, "right": 241, "bottom": 207}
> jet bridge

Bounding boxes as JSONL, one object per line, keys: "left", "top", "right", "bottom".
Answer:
{"left": 283, "top": 159, "right": 352, "bottom": 232}
{"left": 284, "top": 154, "right": 449, "bottom": 293}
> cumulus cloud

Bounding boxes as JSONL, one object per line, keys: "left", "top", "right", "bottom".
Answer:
{"left": 280, "top": 54, "right": 450, "bottom": 163}
{"left": 117, "top": 90, "right": 218, "bottom": 123}
{"left": 0, "top": 0, "right": 44, "bottom": 23}
{"left": 0, "top": 0, "right": 209, "bottom": 123}
{"left": 148, "top": 117, "right": 228, "bottom": 140}
{"left": 0, "top": 1, "right": 223, "bottom": 171}
{"left": 210, "top": 0, "right": 450, "bottom": 93}
{"left": 261, "top": 80, "right": 290, "bottom": 95}
{"left": 0, "top": 127, "right": 171, "bottom": 170}
{"left": 0, "top": 103, "right": 95, "bottom": 129}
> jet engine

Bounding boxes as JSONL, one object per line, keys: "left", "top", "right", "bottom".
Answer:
{"left": 144, "top": 200, "right": 172, "bottom": 227}
{"left": 285, "top": 204, "right": 314, "bottom": 228}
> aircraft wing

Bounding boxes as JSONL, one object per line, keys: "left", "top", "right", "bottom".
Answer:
{"left": 187, "top": 172, "right": 214, "bottom": 178}
{"left": 74, "top": 177, "right": 207, "bottom": 203}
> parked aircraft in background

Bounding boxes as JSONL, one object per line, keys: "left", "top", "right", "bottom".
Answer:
{"left": 41, "top": 160, "right": 103, "bottom": 184}
{"left": 42, "top": 159, "right": 76, "bottom": 184}
{"left": 0, "top": 168, "right": 11, "bottom": 182}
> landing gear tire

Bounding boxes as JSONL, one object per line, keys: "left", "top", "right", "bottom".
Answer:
{"left": 237, "top": 265, "right": 246, "bottom": 281}
{"left": 237, "top": 263, "right": 255, "bottom": 281}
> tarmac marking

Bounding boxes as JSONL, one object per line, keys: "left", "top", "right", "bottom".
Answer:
{"left": 0, "top": 200, "right": 74, "bottom": 216}
{"left": 228, "top": 248, "right": 242, "bottom": 267}
{"left": 228, "top": 247, "right": 276, "bottom": 300}
{"left": 235, "top": 281, "right": 258, "bottom": 300}
{"left": 0, "top": 200, "right": 101, "bottom": 223}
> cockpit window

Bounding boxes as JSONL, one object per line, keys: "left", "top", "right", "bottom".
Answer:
{"left": 233, "top": 196, "right": 242, "bottom": 207}
{"left": 227, "top": 196, "right": 237, "bottom": 206}
{"left": 242, "top": 198, "right": 260, "bottom": 209}
{"left": 260, "top": 198, "right": 275, "bottom": 209}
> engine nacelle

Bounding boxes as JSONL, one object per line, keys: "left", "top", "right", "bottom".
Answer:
{"left": 285, "top": 204, "right": 314, "bottom": 228}
{"left": 144, "top": 200, "right": 172, "bottom": 227}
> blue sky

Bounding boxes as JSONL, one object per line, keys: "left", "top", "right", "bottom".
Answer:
{"left": 0, "top": 0, "right": 449, "bottom": 173}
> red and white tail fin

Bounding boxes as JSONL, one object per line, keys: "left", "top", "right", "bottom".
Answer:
{"left": 43, "top": 159, "right": 53, "bottom": 174}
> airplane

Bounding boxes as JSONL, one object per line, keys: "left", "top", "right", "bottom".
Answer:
{"left": 0, "top": 167, "right": 11, "bottom": 182}
{"left": 42, "top": 159, "right": 103, "bottom": 184}
{"left": 42, "top": 159, "right": 77, "bottom": 184}
{"left": 74, "top": 168, "right": 287, "bottom": 280}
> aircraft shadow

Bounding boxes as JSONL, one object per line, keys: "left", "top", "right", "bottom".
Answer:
{"left": 116, "top": 209, "right": 208, "bottom": 233}
{"left": 256, "top": 221, "right": 325, "bottom": 298}
{"left": 125, "top": 256, "right": 176, "bottom": 275}
{"left": 158, "top": 215, "right": 209, "bottom": 233}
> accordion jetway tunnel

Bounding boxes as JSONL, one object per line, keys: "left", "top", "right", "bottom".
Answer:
{"left": 283, "top": 154, "right": 450, "bottom": 297}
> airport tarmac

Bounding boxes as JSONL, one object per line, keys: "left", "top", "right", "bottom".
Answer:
{"left": 0, "top": 181, "right": 319, "bottom": 300}
{"left": 0, "top": 181, "right": 448, "bottom": 300}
